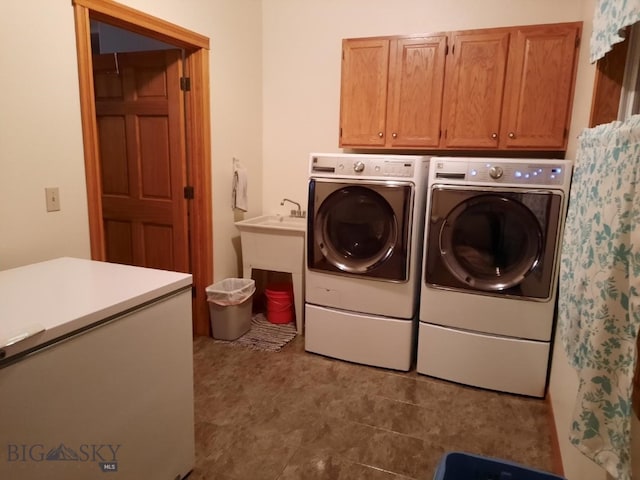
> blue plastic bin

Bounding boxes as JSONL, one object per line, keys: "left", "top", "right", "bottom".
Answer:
{"left": 433, "top": 452, "right": 566, "bottom": 480}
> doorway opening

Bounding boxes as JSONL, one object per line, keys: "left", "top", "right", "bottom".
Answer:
{"left": 72, "top": 0, "right": 213, "bottom": 335}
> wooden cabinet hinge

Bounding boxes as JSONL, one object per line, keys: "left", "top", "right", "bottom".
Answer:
{"left": 445, "top": 44, "right": 449, "bottom": 55}
{"left": 575, "top": 35, "right": 580, "bottom": 49}
{"left": 184, "top": 186, "right": 194, "bottom": 199}
{"left": 180, "top": 77, "right": 191, "bottom": 91}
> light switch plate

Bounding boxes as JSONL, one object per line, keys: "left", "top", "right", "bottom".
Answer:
{"left": 45, "top": 187, "right": 60, "bottom": 212}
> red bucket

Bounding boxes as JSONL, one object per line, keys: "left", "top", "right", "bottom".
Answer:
{"left": 265, "top": 283, "right": 294, "bottom": 324}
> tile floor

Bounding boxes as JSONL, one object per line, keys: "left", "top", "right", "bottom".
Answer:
{"left": 189, "top": 335, "right": 555, "bottom": 480}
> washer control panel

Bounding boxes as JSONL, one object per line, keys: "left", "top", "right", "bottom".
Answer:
{"left": 433, "top": 159, "right": 568, "bottom": 186}
{"left": 311, "top": 155, "right": 415, "bottom": 178}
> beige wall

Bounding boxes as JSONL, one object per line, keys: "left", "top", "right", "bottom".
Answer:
{"left": 0, "top": 2, "right": 91, "bottom": 270}
{"left": 0, "top": 0, "right": 263, "bottom": 281}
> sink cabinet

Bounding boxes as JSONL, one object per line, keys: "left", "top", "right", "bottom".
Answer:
{"left": 235, "top": 216, "right": 305, "bottom": 334}
{"left": 339, "top": 21, "right": 582, "bottom": 152}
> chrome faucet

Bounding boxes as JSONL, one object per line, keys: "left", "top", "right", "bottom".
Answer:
{"left": 281, "top": 198, "right": 305, "bottom": 218}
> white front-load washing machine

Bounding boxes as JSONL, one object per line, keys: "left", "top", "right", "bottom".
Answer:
{"left": 305, "top": 153, "right": 429, "bottom": 371}
{"left": 417, "top": 157, "right": 572, "bottom": 396}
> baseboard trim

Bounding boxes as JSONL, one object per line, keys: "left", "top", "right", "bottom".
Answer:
{"left": 546, "top": 392, "right": 565, "bottom": 477}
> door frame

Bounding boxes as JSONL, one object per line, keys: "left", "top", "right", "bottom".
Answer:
{"left": 72, "top": 0, "right": 213, "bottom": 336}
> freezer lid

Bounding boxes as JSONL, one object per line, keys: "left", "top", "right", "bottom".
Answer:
{"left": 0, "top": 258, "right": 192, "bottom": 363}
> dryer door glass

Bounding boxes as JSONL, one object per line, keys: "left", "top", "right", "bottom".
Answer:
{"left": 309, "top": 182, "right": 412, "bottom": 281}
{"left": 439, "top": 194, "right": 543, "bottom": 291}
{"left": 317, "top": 185, "right": 397, "bottom": 273}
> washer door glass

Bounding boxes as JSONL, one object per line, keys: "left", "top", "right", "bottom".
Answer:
{"left": 315, "top": 185, "right": 397, "bottom": 273}
{"left": 439, "top": 194, "right": 543, "bottom": 291}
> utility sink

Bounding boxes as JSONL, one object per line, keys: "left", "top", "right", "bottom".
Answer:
{"left": 235, "top": 215, "right": 306, "bottom": 234}
{"left": 234, "top": 214, "right": 306, "bottom": 334}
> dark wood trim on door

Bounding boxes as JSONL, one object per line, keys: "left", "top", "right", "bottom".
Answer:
{"left": 72, "top": 0, "right": 213, "bottom": 336}
{"left": 73, "top": 0, "right": 209, "bottom": 49}
{"left": 589, "top": 34, "right": 628, "bottom": 127}
{"left": 184, "top": 48, "right": 214, "bottom": 335}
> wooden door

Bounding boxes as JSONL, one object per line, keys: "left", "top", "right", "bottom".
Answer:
{"left": 93, "top": 50, "right": 190, "bottom": 273}
{"left": 501, "top": 23, "right": 581, "bottom": 149}
{"left": 387, "top": 35, "right": 447, "bottom": 148}
{"left": 339, "top": 38, "right": 390, "bottom": 147}
{"left": 441, "top": 29, "right": 510, "bottom": 148}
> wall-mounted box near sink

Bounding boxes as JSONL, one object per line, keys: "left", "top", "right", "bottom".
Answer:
{"left": 234, "top": 215, "right": 305, "bottom": 334}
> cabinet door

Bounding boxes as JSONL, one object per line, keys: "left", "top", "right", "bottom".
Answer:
{"left": 501, "top": 23, "right": 581, "bottom": 149}
{"left": 339, "top": 38, "right": 389, "bottom": 147}
{"left": 387, "top": 35, "right": 447, "bottom": 148}
{"left": 442, "top": 30, "right": 510, "bottom": 148}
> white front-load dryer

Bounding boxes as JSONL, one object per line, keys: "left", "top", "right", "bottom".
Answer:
{"left": 305, "top": 153, "right": 429, "bottom": 371}
{"left": 417, "top": 157, "right": 572, "bottom": 396}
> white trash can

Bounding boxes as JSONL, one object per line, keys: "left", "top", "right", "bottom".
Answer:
{"left": 206, "top": 278, "right": 256, "bottom": 340}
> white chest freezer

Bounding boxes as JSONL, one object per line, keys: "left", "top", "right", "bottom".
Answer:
{"left": 0, "top": 258, "right": 194, "bottom": 480}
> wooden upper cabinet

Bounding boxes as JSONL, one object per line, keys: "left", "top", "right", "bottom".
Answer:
{"left": 501, "top": 23, "right": 581, "bottom": 149}
{"left": 339, "top": 21, "right": 581, "bottom": 151}
{"left": 339, "top": 38, "right": 389, "bottom": 147}
{"left": 441, "top": 30, "right": 510, "bottom": 148}
{"left": 339, "top": 35, "right": 447, "bottom": 148}
{"left": 387, "top": 35, "right": 447, "bottom": 148}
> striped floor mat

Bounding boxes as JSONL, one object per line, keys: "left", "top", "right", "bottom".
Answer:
{"left": 214, "top": 313, "right": 297, "bottom": 352}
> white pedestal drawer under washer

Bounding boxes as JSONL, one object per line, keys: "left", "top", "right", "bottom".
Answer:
{"left": 305, "top": 153, "right": 429, "bottom": 371}
{"left": 417, "top": 157, "right": 573, "bottom": 397}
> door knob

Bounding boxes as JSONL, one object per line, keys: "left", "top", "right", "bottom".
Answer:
{"left": 378, "top": 132, "right": 384, "bottom": 138}
{"left": 508, "top": 132, "right": 516, "bottom": 139}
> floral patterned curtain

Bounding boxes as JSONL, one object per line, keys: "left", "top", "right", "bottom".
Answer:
{"left": 590, "top": 0, "right": 640, "bottom": 62}
{"left": 558, "top": 114, "right": 640, "bottom": 480}
{"left": 591, "top": 0, "right": 640, "bottom": 62}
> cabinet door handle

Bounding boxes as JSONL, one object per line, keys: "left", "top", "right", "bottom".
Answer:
{"left": 491, "top": 133, "right": 498, "bottom": 139}
{"left": 378, "top": 132, "right": 384, "bottom": 138}
{"left": 392, "top": 132, "right": 398, "bottom": 139}
{"left": 508, "top": 132, "right": 516, "bottom": 139}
